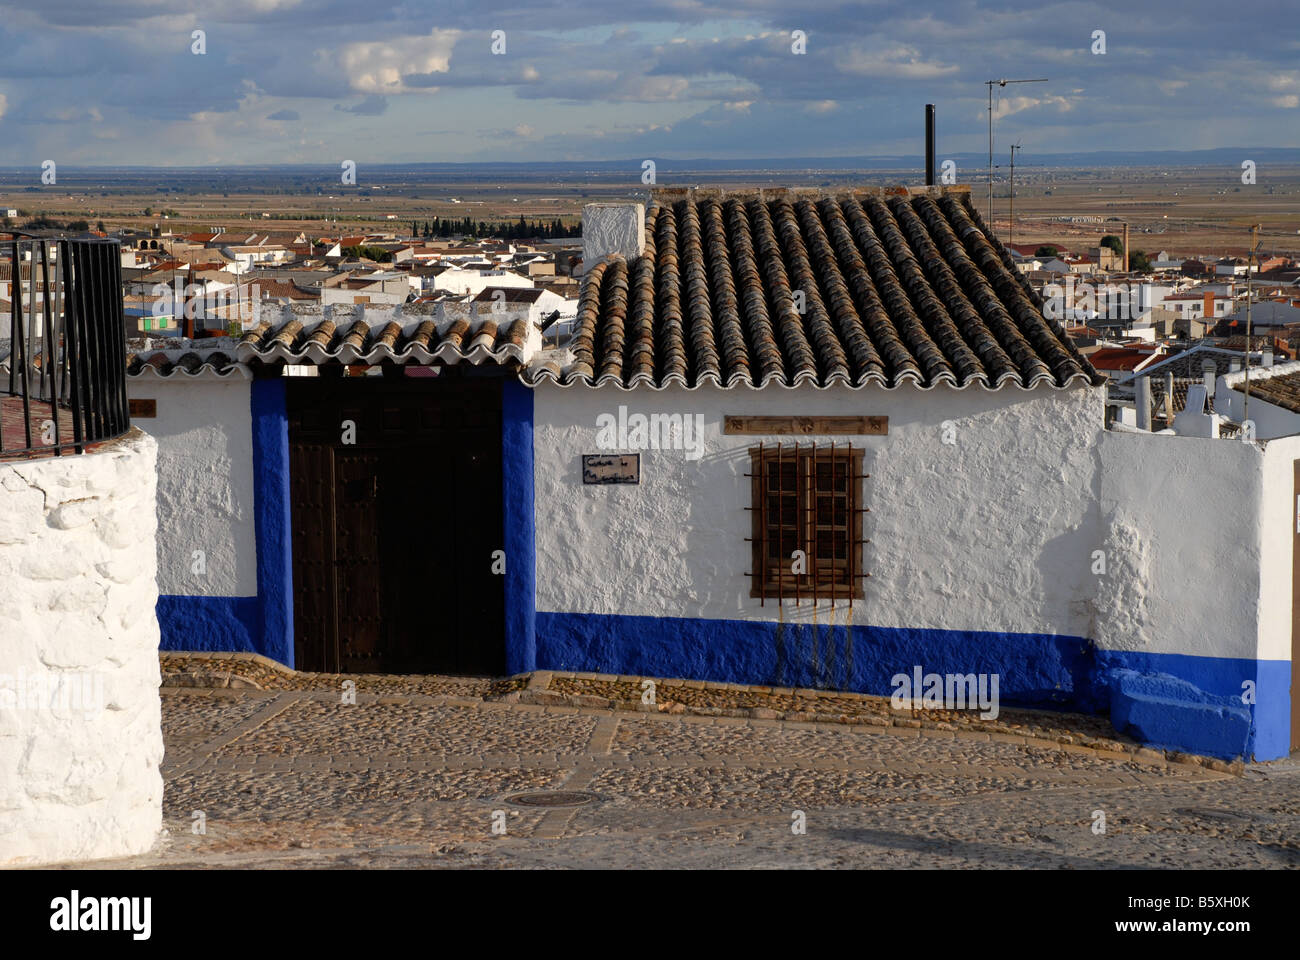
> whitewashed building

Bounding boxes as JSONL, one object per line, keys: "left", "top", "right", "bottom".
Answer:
{"left": 125, "top": 186, "right": 1296, "bottom": 762}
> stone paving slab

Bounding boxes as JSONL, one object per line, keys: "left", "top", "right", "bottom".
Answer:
{"left": 158, "top": 653, "right": 1242, "bottom": 773}
{"left": 34, "top": 671, "right": 1299, "bottom": 870}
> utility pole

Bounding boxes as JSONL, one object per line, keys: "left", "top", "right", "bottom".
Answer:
{"left": 1009, "top": 143, "right": 1021, "bottom": 249}
{"left": 986, "top": 78, "right": 1048, "bottom": 235}
{"left": 1244, "top": 223, "right": 1259, "bottom": 427}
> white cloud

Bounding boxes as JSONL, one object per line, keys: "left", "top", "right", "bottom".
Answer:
{"left": 836, "top": 44, "right": 957, "bottom": 79}
{"left": 991, "top": 95, "right": 1076, "bottom": 120}
{"left": 805, "top": 100, "right": 838, "bottom": 114}
{"left": 336, "top": 30, "right": 459, "bottom": 94}
{"left": 0, "top": 94, "right": 7, "bottom": 120}
{"left": 1272, "top": 95, "right": 1299, "bottom": 108}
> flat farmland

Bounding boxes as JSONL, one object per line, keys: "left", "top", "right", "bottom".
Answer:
{"left": 1, "top": 165, "right": 1297, "bottom": 258}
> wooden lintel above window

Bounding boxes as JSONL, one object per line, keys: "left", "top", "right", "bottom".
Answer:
{"left": 724, "top": 415, "right": 887, "bottom": 436}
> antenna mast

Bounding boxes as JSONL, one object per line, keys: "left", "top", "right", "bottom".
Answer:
{"left": 986, "top": 78, "right": 1048, "bottom": 237}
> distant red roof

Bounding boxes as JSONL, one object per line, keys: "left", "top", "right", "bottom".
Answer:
{"left": 1006, "top": 242, "right": 1068, "bottom": 257}
{"left": 1088, "top": 347, "right": 1162, "bottom": 371}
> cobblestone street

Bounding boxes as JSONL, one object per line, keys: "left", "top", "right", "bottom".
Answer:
{"left": 61, "top": 683, "right": 1300, "bottom": 870}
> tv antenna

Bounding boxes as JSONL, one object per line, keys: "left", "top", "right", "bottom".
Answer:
{"left": 1009, "top": 143, "right": 1022, "bottom": 248}
{"left": 986, "top": 78, "right": 1048, "bottom": 236}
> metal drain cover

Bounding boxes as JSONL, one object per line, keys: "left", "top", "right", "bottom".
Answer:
{"left": 504, "top": 791, "right": 601, "bottom": 808}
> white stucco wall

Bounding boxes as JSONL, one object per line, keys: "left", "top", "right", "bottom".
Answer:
{"left": 533, "top": 382, "right": 1104, "bottom": 635}
{"left": 127, "top": 377, "right": 256, "bottom": 596}
{"left": 1259, "top": 436, "right": 1300, "bottom": 662}
{"left": 0, "top": 429, "right": 164, "bottom": 865}
{"left": 1096, "top": 431, "right": 1264, "bottom": 659}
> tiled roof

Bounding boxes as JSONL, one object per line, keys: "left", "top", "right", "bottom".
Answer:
{"left": 527, "top": 188, "right": 1101, "bottom": 391}
{"left": 255, "top": 279, "right": 319, "bottom": 301}
{"left": 1120, "top": 346, "right": 1263, "bottom": 384}
{"left": 126, "top": 349, "right": 248, "bottom": 380}
{"left": 236, "top": 310, "right": 533, "bottom": 366}
{"left": 1230, "top": 369, "right": 1300, "bottom": 413}
{"left": 471, "top": 287, "right": 545, "bottom": 304}
{"left": 1088, "top": 347, "right": 1162, "bottom": 371}
{"left": 1151, "top": 376, "right": 1212, "bottom": 416}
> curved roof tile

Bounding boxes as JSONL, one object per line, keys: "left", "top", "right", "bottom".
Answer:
{"left": 524, "top": 187, "right": 1103, "bottom": 391}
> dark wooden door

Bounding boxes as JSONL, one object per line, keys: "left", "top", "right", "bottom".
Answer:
{"left": 289, "top": 443, "right": 338, "bottom": 671}
{"left": 288, "top": 373, "right": 506, "bottom": 675}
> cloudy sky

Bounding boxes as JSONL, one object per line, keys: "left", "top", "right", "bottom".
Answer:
{"left": 0, "top": 0, "right": 1296, "bottom": 166}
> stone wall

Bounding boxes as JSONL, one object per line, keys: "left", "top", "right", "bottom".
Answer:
{"left": 0, "top": 428, "right": 164, "bottom": 865}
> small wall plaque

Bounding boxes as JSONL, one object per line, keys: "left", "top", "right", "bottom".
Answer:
{"left": 582, "top": 453, "right": 640, "bottom": 485}
{"left": 129, "top": 398, "right": 157, "bottom": 418}
{"left": 723, "top": 415, "right": 887, "bottom": 436}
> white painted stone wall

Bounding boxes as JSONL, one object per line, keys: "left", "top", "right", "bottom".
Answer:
{"left": 533, "top": 382, "right": 1103, "bottom": 635}
{"left": 582, "top": 203, "right": 645, "bottom": 265}
{"left": 127, "top": 377, "right": 256, "bottom": 596}
{"left": 0, "top": 429, "right": 163, "bottom": 865}
{"left": 1096, "top": 431, "right": 1263, "bottom": 658}
{"left": 1258, "top": 435, "right": 1300, "bottom": 663}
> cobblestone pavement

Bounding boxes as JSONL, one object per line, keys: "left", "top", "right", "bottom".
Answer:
{"left": 55, "top": 685, "right": 1300, "bottom": 870}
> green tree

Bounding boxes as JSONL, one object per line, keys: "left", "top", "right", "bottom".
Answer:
{"left": 1100, "top": 235, "right": 1124, "bottom": 255}
{"left": 1034, "top": 245, "right": 1058, "bottom": 258}
{"left": 1129, "top": 249, "right": 1152, "bottom": 272}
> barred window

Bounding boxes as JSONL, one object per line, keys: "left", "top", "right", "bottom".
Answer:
{"left": 747, "top": 443, "right": 866, "bottom": 604}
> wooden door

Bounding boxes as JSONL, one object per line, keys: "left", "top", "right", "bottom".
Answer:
{"left": 287, "top": 373, "right": 505, "bottom": 675}
{"left": 334, "top": 450, "right": 384, "bottom": 672}
{"left": 290, "top": 443, "right": 338, "bottom": 672}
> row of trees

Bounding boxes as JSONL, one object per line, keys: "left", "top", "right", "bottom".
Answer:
{"left": 16, "top": 217, "right": 104, "bottom": 233}
{"left": 410, "top": 215, "right": 579, "bottom": 240}
{"left": 340, "top": 244, "right": 395, "bottom": 263}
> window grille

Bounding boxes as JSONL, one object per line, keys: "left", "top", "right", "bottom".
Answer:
{"left": 745, "top": 441, "right": 868, "bottom": 605}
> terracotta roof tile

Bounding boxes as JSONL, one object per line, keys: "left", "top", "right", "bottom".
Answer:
{"left": 1231, "top": 369, "right": 1300, "bottom": 413}
{"left": 528, "top": 188, "right": 1100, "bottom": 390}
{"left": 235, "top": 311, "right": 533, "bottom": 367}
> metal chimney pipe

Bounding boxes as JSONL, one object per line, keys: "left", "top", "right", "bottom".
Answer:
{"left": 925, "top": 104, "right": 936, "bottom": 186}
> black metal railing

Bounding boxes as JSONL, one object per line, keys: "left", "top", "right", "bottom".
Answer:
{"left": 1, "top": 237, "right": 129, "bottom": 458}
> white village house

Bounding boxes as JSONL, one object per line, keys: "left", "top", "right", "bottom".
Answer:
{"left": 124, "top": 186, "right": 1296, "bottom": 762}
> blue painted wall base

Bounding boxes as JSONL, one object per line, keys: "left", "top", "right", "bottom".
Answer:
{"left": 156, "top": 378, "right": 294, "bottom": 666}
{"left": 536, "top": 611, "right": 1291, "bottom": 761}
{"left": 157, "top": 595, "right": 260, "bottom": 653}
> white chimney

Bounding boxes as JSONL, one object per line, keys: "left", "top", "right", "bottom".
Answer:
{"left": 1230, "top": 359, "right": 1242, "bottom": 373}
{"left": 1202, "top": 360, "right": 1215, "bottom": 397}
{"left": 1263, "top": 350, "right": 1274, "bottom": 367}
{"left": 582, "top": 203, "right": 645, "bottom": 265}
{"left": 1136, "top": 376, "right": 1152, "bottom": 431}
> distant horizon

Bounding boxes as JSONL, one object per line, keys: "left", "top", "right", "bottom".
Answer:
{"left": 2, "top": 146, "right": 1300, "bottom": 175}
